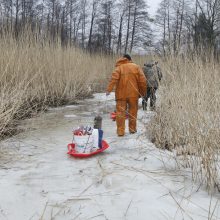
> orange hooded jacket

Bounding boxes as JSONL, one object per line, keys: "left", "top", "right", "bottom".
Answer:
{"left": 107, "top": 58, "right": 147, "bottom": 100}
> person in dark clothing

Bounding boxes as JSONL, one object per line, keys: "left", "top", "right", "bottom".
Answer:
{"left": 142, "top": 61, "right": 162, "bottom": 111}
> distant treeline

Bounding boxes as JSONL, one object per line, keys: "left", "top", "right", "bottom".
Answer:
{"left": 155, "top": 0, "right": 220, "bottom": 56}
{"left": 0, "top": 0, "right": 152, "bottom": 54}
{"left": 0, "top": 0, "right": 219, "bottom": 56}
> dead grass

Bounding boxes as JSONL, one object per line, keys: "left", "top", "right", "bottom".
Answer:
{"left": 0, "top": 33, "right": 114, "bottom": 139}
{"left": 150, "top": 56, "right": 220, "bottom": 192}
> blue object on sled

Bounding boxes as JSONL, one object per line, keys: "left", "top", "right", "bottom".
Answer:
{"left": 98, "top": 129, "right": 103, "bottom": 149}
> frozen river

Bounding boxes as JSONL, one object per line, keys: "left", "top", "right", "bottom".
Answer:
{"left": 0, "top": 94, "right": 219, "bottom": 220}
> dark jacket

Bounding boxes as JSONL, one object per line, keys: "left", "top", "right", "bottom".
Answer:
{"left": 143, "top": 64, "right": 159, "bottom": 89}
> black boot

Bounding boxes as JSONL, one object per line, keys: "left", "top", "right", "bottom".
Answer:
{"left": 142, "top": 99, "right": 147, "bottom": 111}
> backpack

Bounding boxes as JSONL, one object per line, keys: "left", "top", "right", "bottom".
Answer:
{"left": 143, "top": 65, "right": 159, "bottom": 89}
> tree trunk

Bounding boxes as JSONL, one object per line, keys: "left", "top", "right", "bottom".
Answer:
{"left": 130, "top": 0, "right": 137, "bottom": 53}
{"left": 15, "top": 0, "right": 19, "bottom": 38}
{"left": 88, "top": 0, "right": 96, "bottom": 51}
{"left": 163, "top": 13, "right": 167, "bottom": 56}
{"left": 117, "top": 14, "right": 124, "bottom": 54}
{"left": 178, "top": 0, "right": 184, "bottom": 51}
{"left": 125, "top": 0, "right": 131, "bottom": 54}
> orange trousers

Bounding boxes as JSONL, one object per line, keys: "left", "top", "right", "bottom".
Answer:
{"left": 116, "top": 98, "right": 138, "bottom": 136}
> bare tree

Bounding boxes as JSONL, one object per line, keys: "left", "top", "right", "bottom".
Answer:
{"left": 130, "top": 0, "right": 151, "bottom": 53}
{"left": 0, "top": 0, "right": 153, "bottom": 53}
{"left": 116, "top": 1, "right": 126, "bottom": 54}
{"left": 87, "top": 0, "right": 99, "bottom": 50}
{"left": 124, "top": 0, "right": 132, "bottom": 54}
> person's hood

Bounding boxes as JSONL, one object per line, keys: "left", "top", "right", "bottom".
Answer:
{"left": 144, "top": 63, "right": 154, "bottom": 68}
{"left": 115, "top": 58, "right": 132, "bottom": 67}
{"left": 144, "top": 60, "right": 155, "bottom": 68}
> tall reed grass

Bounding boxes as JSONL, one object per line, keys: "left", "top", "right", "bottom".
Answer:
{"left": 150, "top": 56, "right": 220, "bottom": 191}
{"left": 0, "top": 33, "right": 114, "bottom": 138}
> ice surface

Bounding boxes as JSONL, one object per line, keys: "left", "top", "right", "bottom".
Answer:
{"left": 0, "top": 93, "right": 219, "bottom": 220}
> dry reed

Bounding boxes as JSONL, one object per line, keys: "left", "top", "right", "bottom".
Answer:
{"left": 150, "top": 56, "right": 220, "bottom": 191}
{"left": 0, "top": 33, "right": 114, "bottom": 138}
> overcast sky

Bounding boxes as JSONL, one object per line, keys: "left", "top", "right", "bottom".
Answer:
{"left": 147, "top": 0, "right": 161, "bottom": 16}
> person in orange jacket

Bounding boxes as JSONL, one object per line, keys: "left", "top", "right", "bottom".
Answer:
{"left": 106, "top": 54, "right": 147, "bottom": 137}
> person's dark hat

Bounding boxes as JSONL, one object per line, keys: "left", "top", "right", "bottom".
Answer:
{"left": 144, "top": 60, "right": 155, "bottom": 67}
{"left": 123, "top": 54, "right": 132, "bottom": 61}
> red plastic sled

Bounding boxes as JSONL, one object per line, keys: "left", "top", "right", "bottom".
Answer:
{"left": 67, "top": 140, "right": 109, "bottom": 158}
{"left": 110, "top": 112, "right": 129, "bottom": 121}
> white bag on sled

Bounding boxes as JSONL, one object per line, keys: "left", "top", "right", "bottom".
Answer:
{"left": 74, "top": 129, "right": 100, "bottom": 153}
